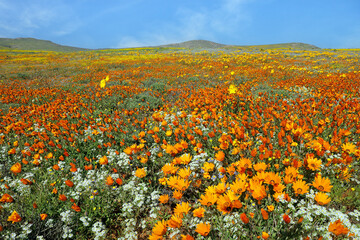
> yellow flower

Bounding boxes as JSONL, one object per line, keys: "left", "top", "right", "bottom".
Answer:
{"left": 228, "top": 84, "right": 238, "bottom": 94}
{"left": 99, "top": 75, "right": 109, "bottom": 88}
{"left": 342, "top": 142, "right": 356, "bottom": 154}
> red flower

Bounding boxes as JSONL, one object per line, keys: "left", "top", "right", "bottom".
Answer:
{"left": 283, "top": 214, "right": 291, "bottom": 224}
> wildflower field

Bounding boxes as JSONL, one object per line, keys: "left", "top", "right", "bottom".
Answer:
{"left": 0, "top": 47, "right": 360, "bottom": 240}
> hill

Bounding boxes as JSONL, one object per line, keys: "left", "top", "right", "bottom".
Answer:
{"left": 0, "top": 38, "right": 87, "bottom": 52}
{"left": 158, "top": 40, "right": 226, "bottom": 49}
{"left": 233, "top": 42, "right": 320, "bottom": 50}
{"left": 155, "top": 40, "right": 320, "bottom": 50}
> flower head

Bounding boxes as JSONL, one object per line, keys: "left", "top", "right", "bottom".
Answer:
{"left": 228, "top": 84, "right": 238, "bottom": 94}
{"left": 312, "top": 175, "right": 332, "bottom": 192}
{"left": 292, "top": 180, "right": 309, "bottom": 195}
{"left": 195, "top": 222, "right": 211, "bottom": 236}
{"left": 135, "top": 168, "right": 146, "bottom": 178}
{"left": 7, "top": 210, "right": 21, "bottom": 223}
{"left": 328, "top": 219, "right": 349, "bottom": 236}
{"left": 10, "top": 163, "right": 21, "bottom": 175}
{"left": 314, "top": 192, "right": 331, "bottom": 205}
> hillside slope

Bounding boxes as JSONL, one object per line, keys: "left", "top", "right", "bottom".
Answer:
{"left": 0, "top": 38, "right": 87, "bottom": 52}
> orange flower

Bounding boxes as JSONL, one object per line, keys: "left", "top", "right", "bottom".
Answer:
{"left": 314, "top": 192, "right": 331, "bottom": 205}
{"left": 195, "top": 222, "right": 211, "bottom": 236}
{"left": 328, "top": 219, "right": 349, "bottom": 236}
{"left": 7, "top": 210, "right": 21, "bottom": 223}
{"left": 135, "top": 168, "right": 146, "bottom": 178}
{"left": 193, "top": 207, "right": 206, "bottom": 218}
{"left": 65, "top": 180, "right": 74, "bottom": 187}
{"left": 152, "top": 220, "right": 167, "bottom": 236}
{"left": 230, "top": 179, "right": 246, "bottom": 195}
{"left": 59, "top": 194, "right": 67, "bottom": 201}
{"left": 179, "top": 153, "right": 192, "bottom": 164}
{"left": 267, "top": 205, "right": 275, "bottom": 212}
{"left": 71, "top": 203, "right": 81, "bottom": 212}
{"left": 312, "top": 175, "right": 332, "bottom": 192}
{"left": 306, "top": 156, "right": 322, "bottom": 171}
{"left": 20, "top": 178, "right": 32, "bottom": 185}
{"left": 173, "top": 190, "right": 183, "bottom": 200}
{"left": 174, "top": 202, "right": 191, "bottom": 217}
{"left": 0, "top": 193, "right": 14, "bottom": 203}
{"left": 253, "top": 162, "right": 267, "bottom": 172}
{"left": 105, "top": 176, "right": 114, "bottom": 185}
{"left": 159, "top": 194, "right": 169, "bottom": 204}
{"left": 199, "top": 193, "right": 218, "bottom": 207}
{"left": 215, "top": 151, "right": 225, "bottom": 162}
{"left": 116, "top": 178, "right": 123, "bottom": 185}
{"left": 99, "top": 156, "right": 108, "bottom": 165}
{"left": 167, "top": 214, "right": 183, "bottom": 228}
{"left": 10, "top": 162, "right": 21, "bottom": 175}
{"left": 283, "top": 214, "right": 291, "bottom": 224}
{"left": 262, "top": 232, "right": 269, "bottom": 239}
{"left": 181, "top": 234, "right": 194, "bottom": 240}
{"left": 292, "top": 180, "right": 309, "bottom": 195}
{"left": 40, "top": 213, "right": 48, "bottom": 220}
{"left": 8, "top": 148, "right": 16, "bottom": 155}
{"left": 240, "top": 213, "right": 249, "bottom": 224}
{"left": 261, "top": 208, "right": 269, "bottom": 220}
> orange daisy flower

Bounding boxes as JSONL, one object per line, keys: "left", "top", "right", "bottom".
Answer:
{"left": 292, "top": 180, "right": 309, "bottom": 195}
{"left": 312, "top": 175, "right": 332, "bottom": 192}
{"left": 195, "top": 222, "right": 211, "bottom": 236}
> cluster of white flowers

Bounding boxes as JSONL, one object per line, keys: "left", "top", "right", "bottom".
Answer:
{"left": 62, "top": 225, "right": 73, "bottom": 239}
{"left": 118, "top": 218, "right": 137, "bottom": 240}
{"left": 60, "top": 210, "right": 73, "bottom": 225}
{"left": 116, "top": 152, "right": 132, "bottom": 170}
{"left": 45, "top": 218, "right": 54, "bottom": 228}
{"left": 80, "top": 216, "right": 91, "bottom": 226}
{"left": 92, "top": 221, "right": 107, "bottom": 240}
{"left": 221, "top": 212, "right": 242, "bottom": 235}
{"left": 292, "top": 193, "right": 360, "bottom": 238}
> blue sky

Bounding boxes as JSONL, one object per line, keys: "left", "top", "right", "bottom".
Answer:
{"left": 0, "top": 0, "right": 359, "bottom": 49}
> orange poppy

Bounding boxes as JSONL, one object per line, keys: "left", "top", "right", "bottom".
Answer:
{"left": 10, "top": 162, "right": 21, "bottom": 175}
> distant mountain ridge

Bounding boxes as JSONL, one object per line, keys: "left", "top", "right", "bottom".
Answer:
{"left": 0, "top": 37, "right": 87, "bottom": 52}
{"left": 157, "top": 40, "right": 320, "bottom": 50}
{"left": 0, "top": 37, "right": 320, "bottom": 51}
{"left": 158, "top": 40, "right": 226, "bottom": 49}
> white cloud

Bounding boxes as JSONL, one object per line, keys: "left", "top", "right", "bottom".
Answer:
{"left": 115, "top": 0, "right": 253, "bottom": 48}
{"left": 0, "top": 0, "right": 81, "bottom": 36}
